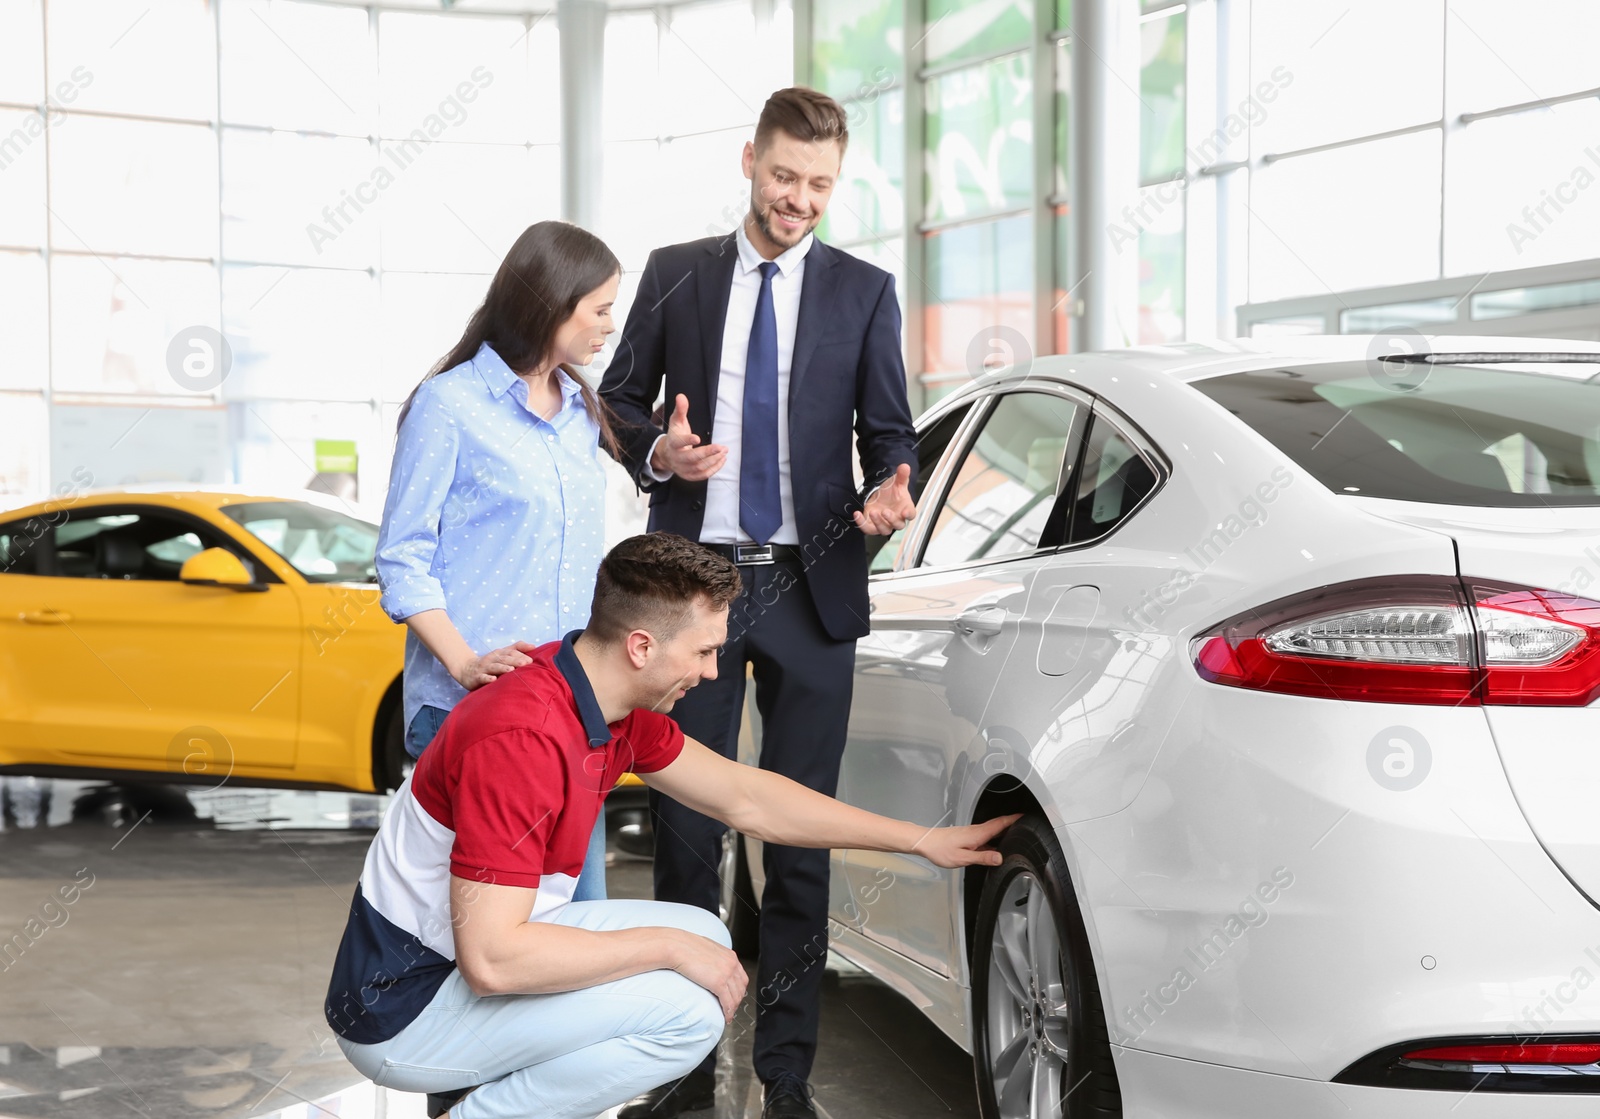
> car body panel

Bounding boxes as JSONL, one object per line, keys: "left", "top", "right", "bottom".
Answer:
{"left": 810, "top": 339, "right": 1600, "bottom": 1108}
{"left": 1352, "top": 499, "right": 1600, "bottom": 906}
{"left": 0, "top": 489, "right": 403, "bottom": 791}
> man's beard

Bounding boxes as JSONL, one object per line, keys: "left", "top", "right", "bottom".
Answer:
{"left": 752, "top": 192, "right": 813, "bottom": 247}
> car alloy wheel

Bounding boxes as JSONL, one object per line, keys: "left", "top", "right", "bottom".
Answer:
{"left": 987, "top": 870, "right": 1071, "bottom": 1116}
{"left": 972, "top": 815, "right": 1120, "bottom": 1119}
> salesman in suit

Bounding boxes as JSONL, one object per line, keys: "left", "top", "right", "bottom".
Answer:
{"left": 599, "top": 86, "right": 918, "bottom": 1119}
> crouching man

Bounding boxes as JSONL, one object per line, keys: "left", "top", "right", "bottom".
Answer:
{"left": 324, "top": 532, "right": 1017, "bottom": 1119}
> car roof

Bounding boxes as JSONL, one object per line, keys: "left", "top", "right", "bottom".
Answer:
{"left": 946, "top": 334, "right": 1600, "bottom": 405}
{"left": 2, "top": 485, "right": 378, "bottom": 524}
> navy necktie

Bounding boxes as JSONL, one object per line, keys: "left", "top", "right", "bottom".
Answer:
{"left": 740, "top": 260, "right": 782, "bottom": 544}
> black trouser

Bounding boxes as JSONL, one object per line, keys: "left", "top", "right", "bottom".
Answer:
{"left": 649, "top": 559, "right": 856, "bottom": 1084}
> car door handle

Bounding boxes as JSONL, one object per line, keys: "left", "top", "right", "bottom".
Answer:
{"left": 20, "top": 610, "right": 72, "bottom": 625}
{"left": 953, "top": 606, "right": 1007, "bottom": 637}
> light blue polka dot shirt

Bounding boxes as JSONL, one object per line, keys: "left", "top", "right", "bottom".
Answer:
{"left": 376, "top": 341, "right": 606, "bottom": 732}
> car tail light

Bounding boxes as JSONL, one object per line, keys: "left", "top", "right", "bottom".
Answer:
{"left": 1403, "top": 1042, "right": 1600, "bottom": 1065}
{"left": 1336, "top": 1034, "right": 1600, "bottom": 1092}
{"left": 1472, "top": 584, "right": 1600, "bottom": 706}
{"left": 1193, "top": 577, "right": 1600, "bottom": 706}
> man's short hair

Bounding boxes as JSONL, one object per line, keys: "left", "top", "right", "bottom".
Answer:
{"left": 588, "top": 533, "right": 742, "bottom": 645}
{"left": 753, "top": 86, "right": 849, "bottom": 156}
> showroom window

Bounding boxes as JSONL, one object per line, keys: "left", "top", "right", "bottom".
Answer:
{"left": 1, "top": 0, "right": 784, "bottom": 509}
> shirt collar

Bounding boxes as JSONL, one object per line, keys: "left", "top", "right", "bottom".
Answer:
{"left": 472, "top": 342, "right": 586, "bottom": 405}
{"left": 472, "top": 341, "right": 518, "bottom": 399}
{"left": 736, "top": 221, "right": 812, "bottom": 279}
{"left": 553, "top": 630, "right": 612, "bottom": 748}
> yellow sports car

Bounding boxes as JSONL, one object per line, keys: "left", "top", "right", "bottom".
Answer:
{"left": 0, "top": 487, "right": 413, "bottom": 793}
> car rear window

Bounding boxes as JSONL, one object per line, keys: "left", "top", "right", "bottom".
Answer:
{"left": 1193, "top": 360, "right": 1600, "bottom": 507}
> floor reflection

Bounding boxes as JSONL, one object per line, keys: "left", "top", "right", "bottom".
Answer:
{"left": 0, "top": 777, "right": 976, "bottom": 1119}
{"left": 0, "top": 776, "right": 389, "bottom": 834}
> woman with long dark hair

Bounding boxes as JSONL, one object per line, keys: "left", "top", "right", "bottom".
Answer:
{"left": 377, "top": 220, "right": 621, "bottom": 900}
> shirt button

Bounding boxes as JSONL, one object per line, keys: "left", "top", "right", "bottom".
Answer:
{"left": 562, "top": 605, "right": 570, "bottom": 612}
{"left": 563, "top": 563, "right": 570, "bottom": 569}
{"left": 567, "top": 519, "right": 573, "bottom": 526}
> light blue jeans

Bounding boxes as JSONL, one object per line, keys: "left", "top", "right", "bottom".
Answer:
{"left": 336, "top": 900, "right": 729, "bottom": 1119}
{"left": 409, "top": 704, "right": 608, "bottom": 901}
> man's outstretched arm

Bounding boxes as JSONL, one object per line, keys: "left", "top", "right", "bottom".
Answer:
{"left": 641, "top": 737, "right": 1020, "bottom": 868}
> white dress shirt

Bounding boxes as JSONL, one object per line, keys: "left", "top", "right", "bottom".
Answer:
{"left": 647, "top": 223, "right": 811, "bottom": 545}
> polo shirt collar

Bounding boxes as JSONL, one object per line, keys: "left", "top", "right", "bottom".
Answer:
{"left": 554, "top": 630, "right": 612, "bottom": 748}
{"left": 736, "top": 221, "right": 812, "bottom": 279}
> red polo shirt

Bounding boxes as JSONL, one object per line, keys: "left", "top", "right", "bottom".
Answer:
{"left": 325, "top": 631, "right": 684, "bottom": 1044}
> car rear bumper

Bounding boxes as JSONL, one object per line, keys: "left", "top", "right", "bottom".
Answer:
{"left": 1116, "top": 1046, "right": 1600, "bottom": 1118}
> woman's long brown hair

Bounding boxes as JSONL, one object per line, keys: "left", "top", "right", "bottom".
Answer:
{"left": 398, "top": 220, "right": 621, "bottom": 458}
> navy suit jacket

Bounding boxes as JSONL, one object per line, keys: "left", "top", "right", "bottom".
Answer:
{"left": 599, "top": 232, "right": 917, "bottom": 642}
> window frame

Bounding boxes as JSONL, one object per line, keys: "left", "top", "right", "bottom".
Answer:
{"left": 1054, "top": 400, "right": 1170, "bottom": 551}
{"left": 0, "top": 513, "right": 56, "bottom": 577}
{"left": 32, "top": 502, "right": 280, "bottom": 583}
{"left": 901, "top": 380, "right": 1094, "bottom": 575}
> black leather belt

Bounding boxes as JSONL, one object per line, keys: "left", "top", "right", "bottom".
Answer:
{"left": 704, "top": 542, "right": 804, "bottom": 566}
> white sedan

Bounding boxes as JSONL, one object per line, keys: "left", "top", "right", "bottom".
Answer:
{"left": 724, "top": 336, "right": 1600, "bottom": 1117}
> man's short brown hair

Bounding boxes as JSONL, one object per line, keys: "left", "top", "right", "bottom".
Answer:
{"left": 753, "top": 86, "right": 850, "bottom": 156}
{"left": 587, "top": 533, "right": 742, "bottom": 644}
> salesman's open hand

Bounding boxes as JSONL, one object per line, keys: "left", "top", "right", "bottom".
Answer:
{"left": 854, "top": 463, "right": 916, "bottom": 535}
{"left": 913, "top": 813, "right": 1023, "bottom": 868}
{"left": 651, "top": 394, "right": 728, "bottom": 482}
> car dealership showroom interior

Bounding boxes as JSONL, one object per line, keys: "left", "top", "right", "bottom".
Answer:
{"left": 6, "top": 1, "right": 1600, "bottom": 1117}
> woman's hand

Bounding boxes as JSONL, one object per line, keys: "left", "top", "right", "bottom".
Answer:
{"left": 452, "top": 641, "right": 540, "bottom": 690}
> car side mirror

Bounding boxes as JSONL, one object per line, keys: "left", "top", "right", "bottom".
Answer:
{"left": 180, "top": 547, "right": 265, "bottom": 591}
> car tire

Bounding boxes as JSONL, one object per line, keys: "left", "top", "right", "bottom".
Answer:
{"left": 373, "top": 700, "right": 412, "bottom": 794}
{"left": 719, "top": 829, "right": 760, "bottom": 960}
{"left": 971, "top": 815, "right": 1121, "bottom": 1119}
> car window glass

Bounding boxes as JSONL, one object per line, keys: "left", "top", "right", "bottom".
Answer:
{"left": 919, "top": 392, "right": 1081, "bottom": 568}
{"left": 54, "top": 511, "right": 234, "bottom": 581}
{"left": 1067, "top": 415, "right": 1159, "bottom": 544}
{"left": 869, "top": 402, "right": 975, "bottom": 574}
{"left": 222, "top": 501, "right": 378, "bottom": 583}
{"left": 1192, "top": 361, "right": 1600, "bottom": 507}
{"left": 0, "top": 519, "right": 47, "bottom": 576}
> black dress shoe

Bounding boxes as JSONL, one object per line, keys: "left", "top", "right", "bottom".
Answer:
{"left": 425, "top": 1088, "right": 472, "bottom": 1119}
{"left": 761, "top": 1073, "right": 817, "bottom": 1119}
{"left": 617, "top": 1068, "right": 717, "bottom": 1118}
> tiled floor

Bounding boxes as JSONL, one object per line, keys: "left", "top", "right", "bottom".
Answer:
{"left": 0, "top": 777, "right": 978, "bottom": 1119}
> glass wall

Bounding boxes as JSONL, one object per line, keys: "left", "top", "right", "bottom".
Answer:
{"left": 1240, "top": 0, "right": 1600, "bottom": 330}
{"left": 802, "top": 0, "right": 1600, "bottom": 383}
{"left": 601, "top": 1, "right": 790, "bottom": 339}
{"left": 2, "top": 0, "right": 785, "bottom": 510}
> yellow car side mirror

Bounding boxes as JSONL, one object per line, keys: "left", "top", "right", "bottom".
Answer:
{"left": 180, "top": 547, "right": 263, "bottom": 591}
